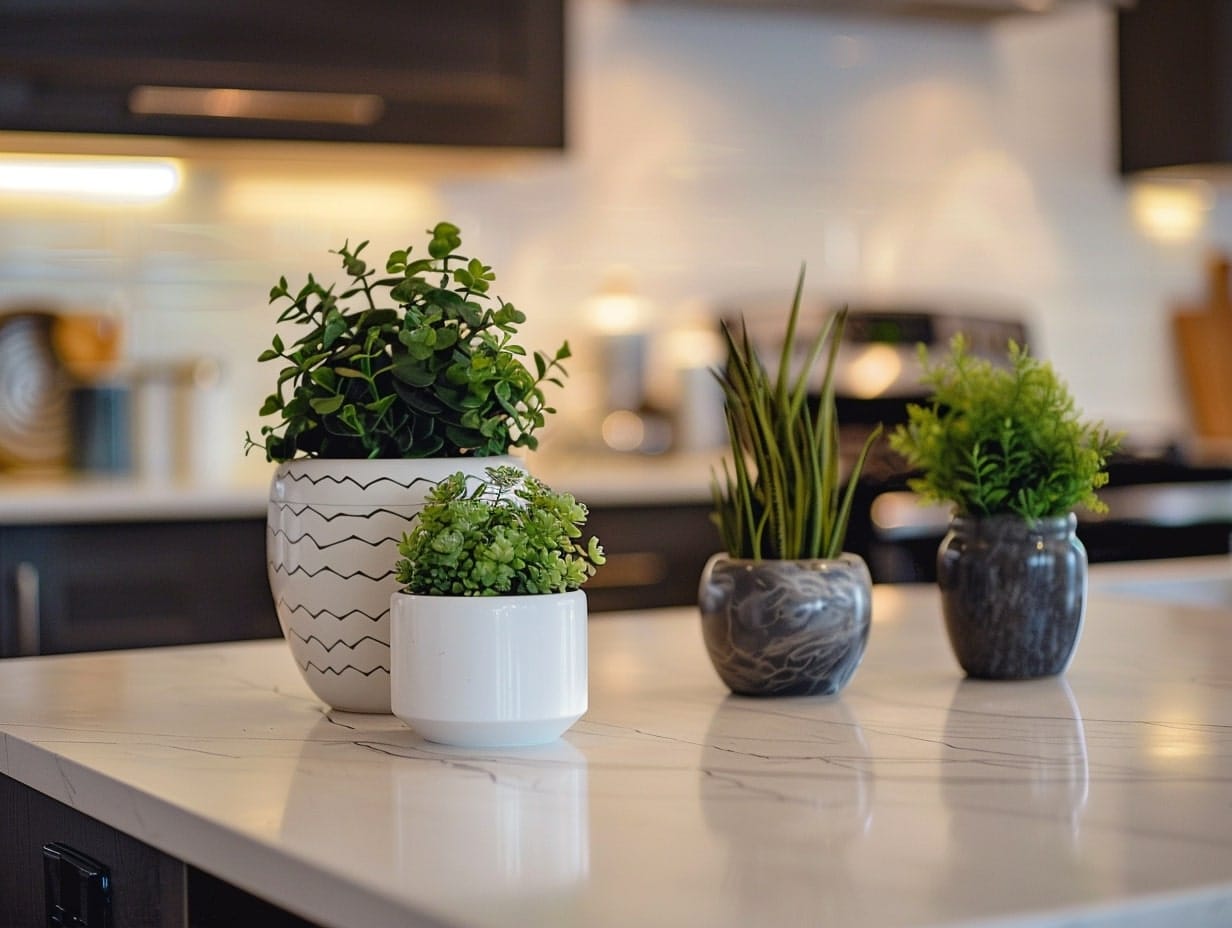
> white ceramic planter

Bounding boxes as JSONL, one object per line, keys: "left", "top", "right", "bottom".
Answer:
{"left": 267, "top": 456, "right": 520, "bottom": 714}
{"left": 390, "top": 590, "right": 588, "bottom": 747}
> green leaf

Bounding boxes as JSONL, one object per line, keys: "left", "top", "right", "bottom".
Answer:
{"left": 310, "top": 395, "right": 344, "bottom": 415}
{"left": 428, "top": 221, "right": 462, "bottom": 259}
{"left": 391, "top": 355, "right": 437, "bottom": 388}
{"left": 386, "top": 249, "right": 408, "bottom": 273}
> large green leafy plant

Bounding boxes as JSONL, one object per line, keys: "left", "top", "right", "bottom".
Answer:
{"left": 395, "top": 465, "right": 606, "bottom": 596}
{"left": 889, "top": 336, "right": 1121, "bottom": 519}
{"left": 711, "top": 269, "right": 881, "bottom": 561}
{"left": 247, "top": 221, "right": 570, "bottom": 462}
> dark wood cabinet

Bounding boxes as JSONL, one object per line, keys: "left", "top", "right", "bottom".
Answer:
{"left": 1118, "top": 0, "right": 1232, "bottom": 175}
{"left": 0, "top": 519, "right": 278, "bottom": 658}
{"left": 0, "top": 498, "right": 713, "bottom": 659}
{"left": 0, "top": 1, "right": 564, "bottom": 149}
{"left": 583, "top": 503, "right": 718, "bottom": 613}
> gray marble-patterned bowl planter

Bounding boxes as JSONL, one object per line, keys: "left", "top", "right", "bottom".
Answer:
{"left": 698, "top": 554, "right": 872, "bottom": 697}
{"left": 937, "top": 513, "right": 1087, "bottom": 680}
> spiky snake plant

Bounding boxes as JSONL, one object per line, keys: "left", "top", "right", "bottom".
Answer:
{"left": 710, "top": 268, "right": 881, "bottom": 561}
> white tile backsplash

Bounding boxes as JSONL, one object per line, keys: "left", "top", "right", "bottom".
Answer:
{"left": 1, "top": 0, "right": 1225, "bottom": 481}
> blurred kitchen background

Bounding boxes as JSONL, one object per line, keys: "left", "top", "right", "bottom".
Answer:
{"left": 5, "top": 0, "right": 1224, "bottom": 466}
{"left": 5, "top": 0, "right": 1232, "bottom": 656}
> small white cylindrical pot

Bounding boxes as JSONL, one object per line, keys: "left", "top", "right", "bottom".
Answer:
{"left": 390, "top": 590, "right": 588, "bottom": 748}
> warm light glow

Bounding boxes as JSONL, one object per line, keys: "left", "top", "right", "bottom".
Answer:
{"left": 663, "top": 327, "right": 725, "bottom": 369}
{"left": 841, "top": 344, "right": 904, "bottom": 398}
{"left": 1145, "top": 696, "right": 1210, "bottom": 763}
{"left": 1129, "top": 181, "right": 1212, "bottom": 243}
{"left": 221, "top": 174, "right": 437, "bottom": 223}
{"left": 588, "top": 292, "right": 645, "bottom": 334}
{"left": 601, "top": 409, "right": 646, "bottom": 452}
{"left": 0, "top": 155, "right": 181, "bottom": 202}
{"left": 585, "top": 269, "right": 648, "bottom": 335}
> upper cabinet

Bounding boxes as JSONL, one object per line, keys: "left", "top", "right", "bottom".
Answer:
{"left": 1118, "top": 0, "right": 1230, "bottom": 176}
{"left": 0, "top": 0, "right": 564, "bottom": 149}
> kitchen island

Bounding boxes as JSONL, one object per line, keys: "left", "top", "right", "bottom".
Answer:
{"left": 2, "top": 578, "right": 1232, "bottom": 928}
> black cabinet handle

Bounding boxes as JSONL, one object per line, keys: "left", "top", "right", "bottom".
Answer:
{"left": 43, "top": 842, "right": 111, "bottom": 928}
{"left": 129, "top": 86, "right": 385, "bottom": 126}
{"left": 15, "top": 561, "right": 41, "bottom": 657}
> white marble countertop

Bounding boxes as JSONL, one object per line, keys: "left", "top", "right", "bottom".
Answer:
{"left": 2, "top": 585, "right": 1232, "bottom": 928}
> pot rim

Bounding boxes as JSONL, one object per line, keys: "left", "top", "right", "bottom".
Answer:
{"left": 391, "top": 588, "right": 587, "bottom": 604}
{"left": 948, "top": 511, "right": 1078, "bottom": 533}
{"left": 704, "top": 551, "right": 869, "bottom": 568}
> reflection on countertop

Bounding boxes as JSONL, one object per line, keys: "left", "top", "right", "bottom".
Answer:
{"left": 0, "top": 451, "right": 721, "bottom": 524}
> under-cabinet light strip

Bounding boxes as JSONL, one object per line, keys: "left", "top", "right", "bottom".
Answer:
{"left": 0, "top": 156, "right": 182, "bottom": 202}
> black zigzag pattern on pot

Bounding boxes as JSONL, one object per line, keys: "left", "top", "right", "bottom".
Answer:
{"left": 287, "top": 627, "right": 389, "bottom": 652}
{"left": 269, "top": 561, "right": 395, "bottom": 582}
{"left": 277, "top": 599, "right": 390, "bottom": 623}
{"left": 268, "top": 525, "right": 395, "bottom": 551}
{"left": 268, "top": 481, "right": 410, "bottom": 700}
{"left": 298, "top": 660, "right": 391, "bottom": 678}
{"left": 269, "top": 503, "right": 414, "bottom": 522}
{"left": 278, "top": 472, "right": 441, "bottom": 491}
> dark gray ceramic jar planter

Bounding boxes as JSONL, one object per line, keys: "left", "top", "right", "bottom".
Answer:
{"left": 698, "top": 554, "right": 872, "bottom": 697}
{"left": 937, "top": 513, "right": 1087, "bottom": 680}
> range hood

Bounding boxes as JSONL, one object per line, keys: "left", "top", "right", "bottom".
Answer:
{"left": 1118, "top": 0, "right": 1232, "bottom": 177}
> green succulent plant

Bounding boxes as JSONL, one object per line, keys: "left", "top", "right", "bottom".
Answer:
{"left": 889, "top": 335, "right": 1122, "bottom": 520}
{"left": 711, "top": 268, "right": 881, "bottom": 561}
{"left": 246, "top": 221, "right": 570, "bottom": 462}
{"left": 395, "top": 465, "right": 606, "bottom": 596}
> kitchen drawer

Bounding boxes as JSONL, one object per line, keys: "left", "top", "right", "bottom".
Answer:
{"left": 0, "top": 519, "right": 278, "bottom": 658}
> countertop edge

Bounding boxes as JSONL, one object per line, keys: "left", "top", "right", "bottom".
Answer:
{"left": 0, "top": 658, "right": 441, "bottom": 928}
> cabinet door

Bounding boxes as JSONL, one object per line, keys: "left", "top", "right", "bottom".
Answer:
{"left": 1, "top": 773, "right": 322, "bottom": 927}
{"left": 583, "top": 504, "right": 719, "bottom": 612}
{"left": 0, "top": 1, "right": 564, "bottom": 148}
{"left": 0, "top": 519, "right": 278, "bottom": 657}
{"left": 0, "top": 773, "right": 186, "bottom": 928}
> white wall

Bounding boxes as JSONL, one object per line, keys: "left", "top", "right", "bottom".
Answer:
{"left": 0, "top": 0, "right": 1224, "bottom": 481}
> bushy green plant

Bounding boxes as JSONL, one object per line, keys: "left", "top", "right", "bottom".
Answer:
{"left": 711, "top": 269, "right": 881, "bottom": 561}
{"left": 395, "top": 465, "right": 605, "bottom": 596}
{"left": 246, "top": 221, "right": 570, "bottom": 462}
{"left": 889, "top": 335, "right": 1122, "bottom": 519}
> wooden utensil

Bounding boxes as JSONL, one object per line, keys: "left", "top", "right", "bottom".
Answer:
{"left": 1173, "top": 253, "right": 1232, "bottom": 439}
{"left": 51, "top": 313, "right": 122, "bottom": 382}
